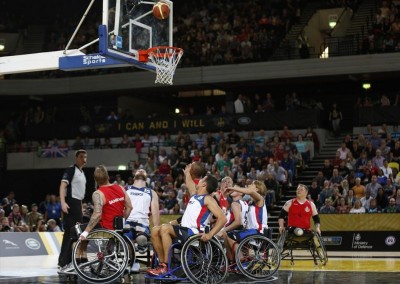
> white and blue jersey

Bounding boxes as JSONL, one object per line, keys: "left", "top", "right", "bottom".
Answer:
{"left": 125, "top": 185, "right": 152, "bottom": 227}
{"left": 226, "top": 200, "right": 249, "bottom": 228}
{"left": 181, "top": 194, "right": 211, "bottom": 234}
{"left": 247, "top": 200, "right": 268, "bottom": 233}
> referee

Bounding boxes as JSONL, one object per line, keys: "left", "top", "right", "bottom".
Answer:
{"left": 58, "top": 149, "right": 87, "bottom": 270}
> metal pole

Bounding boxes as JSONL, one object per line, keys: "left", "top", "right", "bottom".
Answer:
{"left": 64, "top": 0, "right": 97, "bottom": 54}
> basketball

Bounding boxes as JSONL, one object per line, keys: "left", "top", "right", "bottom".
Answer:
{"left": 190, "top": 162, "right": 206, "bottom": 180}
{"left": 294, "top": 228, "right": 304, "bottom": 236}
{"left": 153, "top": 2, "right": 170, "bottom": 20}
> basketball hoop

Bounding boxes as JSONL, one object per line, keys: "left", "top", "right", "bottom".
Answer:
{"left": 139, "top": 46, "right": 183, "bottom": 85}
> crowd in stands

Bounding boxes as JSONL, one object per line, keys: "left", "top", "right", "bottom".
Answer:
{"left": 0, "top": 190, "right": 96, "bottom": 232}
{"left": 355, "top": 89, "right": 400, "bottom": 108}
{"left": 174, "top": 0, "right": 305, "bottom": 66}
{"left": 3, "top": 122, "right": 400, "bottom": 233}
{"left": 3, "top": 0, "right": 396, "bottom": 83}
{"left": 362, "top": 0, "right": 400, "bottom": 54}
{"left": 1, "top": 0, "right": 305, "bottom": 66}
{"left": 1, "top": 91, "right": 327, "bottom": 152}
{"left": 313, "top": 124, "right": 400, "bottom": 214}
{"left": 1, "top": 124, "right": 319, "bottom": 231}
{"left": 1, "top": 0, "right": 368, "bottom": 68}
{"left": 1, "top": 192, "right": 63, "bottom": 232}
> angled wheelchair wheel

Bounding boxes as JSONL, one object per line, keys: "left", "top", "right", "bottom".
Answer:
{"left": 72, "top": 229, "right": 129, "bottom": 284}
{"left": 313, "top": 232, "right": 328, "bottom": 266}
{"left": 235, "top": 235, "right": 281, "bottom": 280}
{"left": 181, "top": 235, "right": 228, "bottom": 284}
{"left": 122, "top": 234, "right": 136, "bottom": 269}
{"left": 277, "top": 229, "right": 287, "bottom": 254}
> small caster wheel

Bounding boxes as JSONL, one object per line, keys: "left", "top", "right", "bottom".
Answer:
{"left": 121, "top": 277, "right": 126, "bottom": 283}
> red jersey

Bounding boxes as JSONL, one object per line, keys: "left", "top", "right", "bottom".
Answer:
{"left": 287, "top": 198, "right": 313, "bottom": 230}
{"left": 98, "top": 184, "right": 125, "bottom": 230}
{"left": 217, "top": 190, "right": 229, "bottom": 212}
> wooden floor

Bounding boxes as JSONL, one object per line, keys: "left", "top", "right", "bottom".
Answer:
{"left": 1, "top": 254, "right": 399, "bottom": 283}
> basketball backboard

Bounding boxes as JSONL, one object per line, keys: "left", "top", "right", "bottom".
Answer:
{"left": 1, "top": 0, "right": 180, "bottom": 84}
{"left": 104, "top": 0, "right": 173, "bottom": 71}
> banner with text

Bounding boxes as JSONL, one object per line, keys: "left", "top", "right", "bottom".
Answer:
{"left": 25, "top": 110, "right": 320, "bottom": 140}
{"left": 97, "top": 110, "right": 320, "bottom": 136}
{"left": 322, "top": 231, "right": 400, "bottom": 251}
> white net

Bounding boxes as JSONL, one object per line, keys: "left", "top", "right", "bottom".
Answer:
{"left": 147, "top": 46, "right": 184, "bottom": 85}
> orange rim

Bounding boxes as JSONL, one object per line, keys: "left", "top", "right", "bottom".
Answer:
{"left": 147, "top": 46, "right": 183, "bottom": 58}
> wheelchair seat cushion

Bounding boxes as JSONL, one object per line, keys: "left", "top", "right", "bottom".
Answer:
{"left": 285, "top": 229, "right": 315, "bottom": 244}
{"left": 227, "top": 228, "right": 258, "bottom": 242}
{"left": 172, "top": 225, "right": 195, "bottom": 244}
{"left": 125, "top": 221, "right": 150, "bottom": 240}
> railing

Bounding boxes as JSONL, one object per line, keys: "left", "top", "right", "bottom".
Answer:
{"left": 321, "top": 34, "right": 361, "bottom": 57}
{"left": 355, "top": 106, "right": 400, "bottom": 126}
{"left": 330, "top": 7, "right": 349, "bottom": 36}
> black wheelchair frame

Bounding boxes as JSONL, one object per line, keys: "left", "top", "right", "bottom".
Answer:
{"left": 277, "top": 228, "right": 328, "bottom": 266}
{"left": 146, "top": 234, "right": 229, "bottom": 284}
{"left": 70, "top": 217, "right": 151, "bottom": 283}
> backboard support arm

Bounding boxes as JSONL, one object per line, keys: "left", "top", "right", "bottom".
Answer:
{"left": 64, "top": 0, "right": 97, "bottom": 54}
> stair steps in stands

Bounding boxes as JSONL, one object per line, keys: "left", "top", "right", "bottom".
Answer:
{"left": 268, "top": 131, "right": 347, "bottom": 240}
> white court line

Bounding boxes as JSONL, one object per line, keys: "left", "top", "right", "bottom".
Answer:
{"left": 0, "top": 255, "right": 59, "bottom": 277}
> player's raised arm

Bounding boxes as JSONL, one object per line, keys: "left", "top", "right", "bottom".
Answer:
{"left": 228, "top": 183, "right": 264, "bottom": 207}
{"left": 184, "top": 164, "right": 197, "bottom": 196}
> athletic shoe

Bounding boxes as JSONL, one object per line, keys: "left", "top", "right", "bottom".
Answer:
{"left": 58, "top": 262, "right": 75, "bottom": 274}
{"left": 228, "top": 263, "right": 240, "bottom": 274}
{"left": 130, "top": 262, "right": 141, "bottom": 273}
{"left": 146, "top": 263, "right": 168, "bottom": 276}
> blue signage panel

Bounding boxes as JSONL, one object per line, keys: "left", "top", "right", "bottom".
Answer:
{"left": 59, "top": 53, "right": 130, "bottom": 71}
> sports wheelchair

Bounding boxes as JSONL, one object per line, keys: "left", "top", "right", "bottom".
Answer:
{"left": 147, "top": 228, "right": 280, "bottom": 283}
{"left": 70, "top": 218, "right": 136, "bottom": 283}
{"left": 230, "top": 230, "right": 281, "bottom": 280}
{"left": 146, "top": 234, "right": 229, "bottom": 284}
{"left": 277, "top": 227, "right": 328, "bottom": 266}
